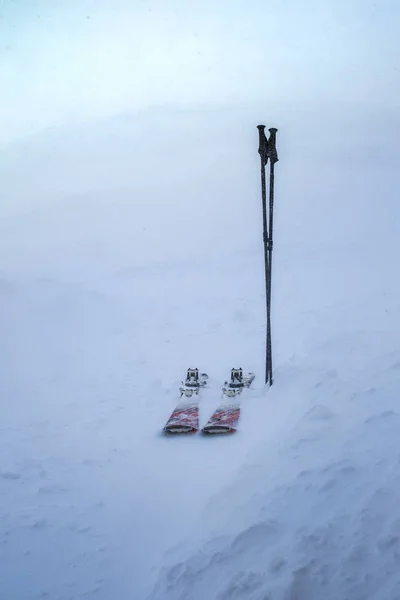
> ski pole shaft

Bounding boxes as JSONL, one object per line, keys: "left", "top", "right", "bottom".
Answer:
{"left": 266, "top": 159, "right": 275, "bottom": 386}
{"left": 267, "top": 128, "right": 277, "bottom": 386}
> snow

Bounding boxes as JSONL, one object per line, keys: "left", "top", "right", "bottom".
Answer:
{"left": 1, "top": 109, "right": 400, "bottom": 600}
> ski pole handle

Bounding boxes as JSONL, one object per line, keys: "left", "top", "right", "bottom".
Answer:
{"left": 257, "top": 125, "right": 278, "bottom": 166}
{"left": 257, "top": 125, "right": 267, "bottom": 164}
{"left": 268, "top": 128, "right": 278, "bottom": 154}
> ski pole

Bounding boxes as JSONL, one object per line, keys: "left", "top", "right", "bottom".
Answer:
{"left": 257, "top": 125, "right": 278, "bottom": 386}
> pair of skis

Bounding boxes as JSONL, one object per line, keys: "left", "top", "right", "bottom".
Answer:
{"left": 163, "top": 368, "right": 255, "bottom": 435}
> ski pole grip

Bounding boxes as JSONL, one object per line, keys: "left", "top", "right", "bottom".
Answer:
{"left": 268, "top": 127, "right": 278, "bottom": 150}
{"left": 257, "top": 125, "right": 267, "bottom": 162}
{"left": 257, "top": 124, "right": 266, "bottom": 145}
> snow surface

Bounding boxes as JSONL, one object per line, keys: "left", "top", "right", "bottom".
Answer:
{"left": 1, "top": 110, "right": 400, "bottom": 600}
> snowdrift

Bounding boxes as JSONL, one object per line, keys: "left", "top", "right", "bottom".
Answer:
{"left": 1, "top": 112, "right": 400, "bottom": 600}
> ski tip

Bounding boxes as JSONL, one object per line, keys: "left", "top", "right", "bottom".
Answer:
{"left": 163, "top": 426, "right": 198, "bottom": 435}
{"left": 201, "top": 426, "right": 237, "bottom": 435}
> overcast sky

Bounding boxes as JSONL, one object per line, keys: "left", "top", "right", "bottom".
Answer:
{"left": 1, "top": 0, "right": 399, "bottom": 146}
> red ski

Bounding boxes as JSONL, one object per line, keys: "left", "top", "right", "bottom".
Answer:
{"left": 201, "top": 368, "right": 255, "bottom": 435}
{"left": 163, "top": 368, "right": 208, "bottom": 434}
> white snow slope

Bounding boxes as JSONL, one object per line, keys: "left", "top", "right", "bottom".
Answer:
{"left": 1, "top": 110, "right": 400, "bottom": 600}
